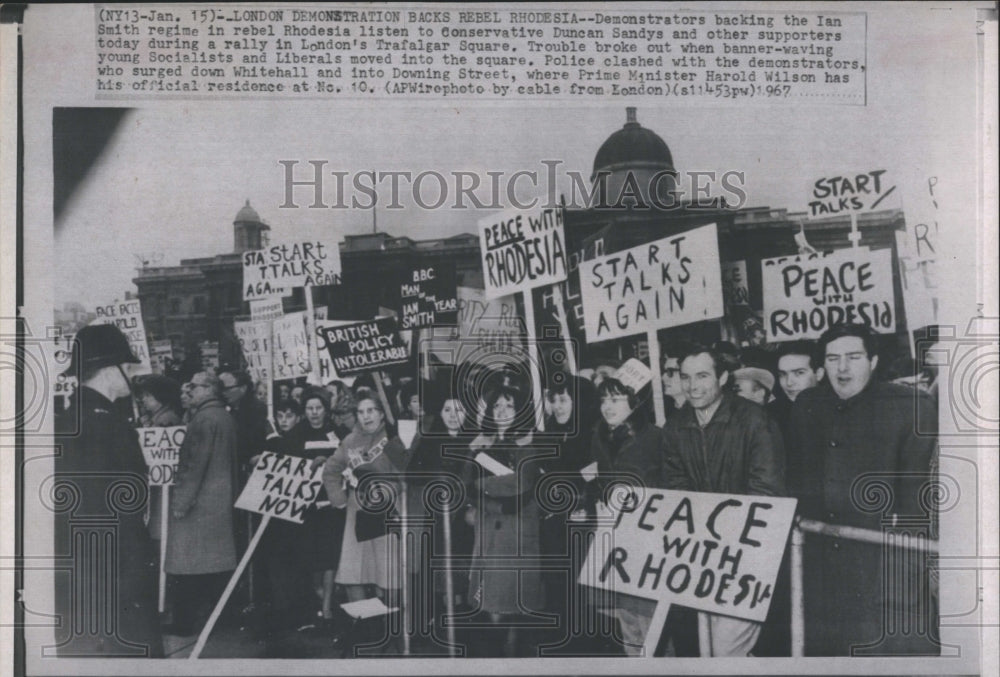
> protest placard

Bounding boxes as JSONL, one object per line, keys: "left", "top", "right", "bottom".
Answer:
{"left": 614, "top": 358, "right": 652, "bottom": 394}
{"left": 318, "top": 316, "right": 409, "bottom": 376}
{"left": 393, "top": 262, "right": 459, "bottom": 329}
{"left": 580, "top": 224, "right": 724, "bottom": 342}
{"left": 315, "top": 319, "right": 360, "bottom": 385}
{"left": 199, "top": 341, "right": 220, "bottom": 372}
{"left": 425, "top": 286, "right": 527, "bottom": 365}
{"left": 233, "top": 320, "right": 272, "bottom": 385}
{"left": 721, "top": 260, "right": 750, "bottom": 307}
{"left": 580, "top": 488, "right": 797, "bottom": 623}
{"left": 91, "top": 298, "right": 152, "bottom": 374}
{"left": 138, "top": 426, "right": 185, "bottom": 487}
{"left": 478, "top": 206, "right": 568, "bottom": 300}
{"left": 762, "top": 248, "right": 896, "bottom": 341}
{"left": 234, "top": 452, "right": 324, "bottom": 523}
{"left": 242, "top": 239, "right": 342, "bottom": 300}
{"left": 805, "top": 169, "right": 901, "bottom": 218}
{"left": 272, "top": 311, "right": 311, "bottom": 380}
{"left": 148, "top": 339, "right": 173, "bottom": 375}
{"left": 249, "top": 297, "right": 285, "bottom": 322}
{"left": 896, "top": 176, "right": 940, "bottom": 343}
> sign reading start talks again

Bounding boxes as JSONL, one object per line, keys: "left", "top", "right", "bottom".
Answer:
{"left": 243, "top": 240, "right": 342, "bottom": 300}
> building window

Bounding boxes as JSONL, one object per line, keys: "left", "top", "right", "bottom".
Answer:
{"left": 170, "top": 298, "right": 181, "bottom": 314}
{"left": 193, "top": 296, "right": 205, "bottom": 314}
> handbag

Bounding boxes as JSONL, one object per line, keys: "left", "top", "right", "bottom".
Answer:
{"left": 353, "top": 467, "right": 400, "bottom": 542}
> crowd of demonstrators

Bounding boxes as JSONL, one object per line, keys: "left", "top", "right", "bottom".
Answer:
{"left": 59, "top": 317, "right": 939, "bottom": 659}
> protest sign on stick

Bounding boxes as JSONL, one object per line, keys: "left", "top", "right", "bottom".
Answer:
{"left": 394, "top": 262, "right": 459, "bottom": 329}
{"left": 234, "top": 320, "right": 272, "bottom": 386}
{"left": 580, "top": 487, "right": 797, "bottom": 654}
{"left": 479, "top": 206, "right": 568, "bottom": 432}
{"left": 242, "top": 239, "right": 342, "bottom": 301}
{"left": 579, "top": 224, "right": 723, "bottom": 424}
{"left": 272, "top": 311, "right": 311, "bottom": 380}
{"left": 91, "top": 298, "right": 152, "bottom": 374}
{"left": 249, "top": 297, "right": 284, "bottom": 321}
{"left": 579, "top": 224, "right": 724, "bottom": 343}
{"left": 804, "top": 169, "right": 900, "bottom": 248}
{"left": 318, "top": 317, "right": 409, "bottom": 376}
{"left": 761, "top": 248, "right": 896, "bottom": 342}
{"left": 138, "top": 425, "right": 185, "bottom": 611}
{"left": 191, "top": 451, "right": 327, "bottom": 658}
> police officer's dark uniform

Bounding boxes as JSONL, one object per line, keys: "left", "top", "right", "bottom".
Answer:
{"left": 52, "top": 325, "right": 164, "bottom": 657}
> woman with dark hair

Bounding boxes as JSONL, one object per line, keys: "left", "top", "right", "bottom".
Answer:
{"left": 133, "top": 375, "right": 183, "bottom": 542}
{"left": 405, "top": 375, "right": 476, "bottom": 629}
{"left": 539, "top": 374, "right": 599, "bottom": 626}
{"left": 323, "top": 388, "right": 409, "bottom": 604}
{"left": 465, "top": 373, "right": 546, "bottom": 656}
{"left": 588, "top": 375, "right": 667, "bottom": 656}
{"left": 293, "top": 388, "right": 346, "bottom": 626}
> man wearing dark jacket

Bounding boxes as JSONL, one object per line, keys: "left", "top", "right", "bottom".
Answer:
{"left": 788, "top": 323, "right": 938, "bottom": 656}
{"left": 53, "top": 324, "right": 163, "bottom": 657}
{"left": 661, "top": 344, "right": 785, "bottom": 656}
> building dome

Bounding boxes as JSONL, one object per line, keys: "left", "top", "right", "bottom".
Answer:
{"left": 234, "top": 199, "right": 261, "bottom": 223}
{"left": 590, "top": 108, "right": 678, "bottom": 209}
{"left": 592, "top": 107, "right": 675, "bottom": 179}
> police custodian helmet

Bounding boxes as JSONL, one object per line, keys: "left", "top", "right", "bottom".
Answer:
{"left": 62, "top": 324, "right": 140, "bottom": 376}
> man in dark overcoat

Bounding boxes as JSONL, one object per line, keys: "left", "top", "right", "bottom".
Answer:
{"left": 789, "top": 323, "right": 938, "bottom": 656}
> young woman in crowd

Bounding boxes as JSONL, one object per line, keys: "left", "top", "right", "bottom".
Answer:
{"left": 323, "top": 388, "right": 410, "bottom": 607}
{"left": 405, "top": 376, "right": 476, "bottom": 632}
{"left": 539, "top": 374, "right": 599, "bottom": 630}
{"left": 464, "top": 373, "right": 546, "bottom": 657}
{"left": 588, "top": 376, "right": 667, "bottom": 656}
{"left": 295, "top": 388, "right": 347, "bottom": 627}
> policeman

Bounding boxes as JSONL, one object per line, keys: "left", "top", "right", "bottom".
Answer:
{"left": 53, "top": 324, "right": 163, "bottom": 657}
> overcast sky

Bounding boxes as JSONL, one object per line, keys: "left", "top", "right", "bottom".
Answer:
{"left": 46, "top": 5, "right": 979, "bottom": 310}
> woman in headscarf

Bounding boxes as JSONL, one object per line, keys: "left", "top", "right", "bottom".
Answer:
{"left": 465, "top": 371, "right": 546, "bottom": 656}
{"left": 323, "top": 388, "right": 410, "bottom": 604}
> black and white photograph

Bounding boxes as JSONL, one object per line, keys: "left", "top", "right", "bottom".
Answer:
{"left": 1, "top": 2, "right": 997, "bottom": 675}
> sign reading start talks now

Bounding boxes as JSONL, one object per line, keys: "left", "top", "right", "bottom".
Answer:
{"left": 235, "top": 452, "right": 324, "bottom": 523}
{"left": 580, "top": 488, "right": 797, "bottom": 623}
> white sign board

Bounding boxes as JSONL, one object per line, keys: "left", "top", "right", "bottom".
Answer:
{"left": 805, "top": 169, "right": 901, "bottom": 218}
{"left": 762, "top": 248, "right": 896, "bottom": 341}
{"left": 272, "top": 311, "right": 311, "bottom": 380}
{"left": 234, "top": 319, "right": 272, "bottom": 386}
{"left": 139, "top": 426, "right": 185, "bottom": 487}
{"left": 250, "top": 297, "right": 285, "bottom": 321}
{"left": 580, "top": 224, "right": 724, "bottom": 342}
{"left": 478, "top": 206, "right": 567, "bottom": 299}
{"left": 580, "top": 488, "right": 797, "bottom": 623}
{"left": 91, "top": 298, "right": 152, "bottom": 374}
{"left": 614, "top": 358, "right": 652, "bottom": 394}
{"left": 234, "top": 452, "right": 324, "bottom": 523}
{"left": 243, "top": 239, "right": 342, "bottom": 300}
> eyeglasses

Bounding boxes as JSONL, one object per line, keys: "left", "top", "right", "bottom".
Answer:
{"left": 183, "top": 382, "right": 211, "bottom": 391}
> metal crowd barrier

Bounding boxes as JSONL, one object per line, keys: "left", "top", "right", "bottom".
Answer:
{"left": 789, "top": 517, "right": 939, "bottom": 658}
